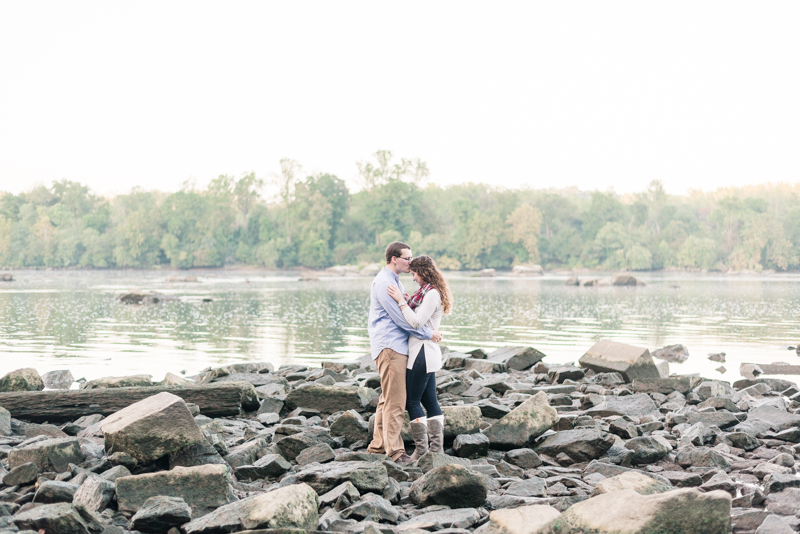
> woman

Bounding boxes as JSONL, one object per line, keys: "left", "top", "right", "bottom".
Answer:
{"left": 387, "top": 255, "right": 453, "bottom": 463}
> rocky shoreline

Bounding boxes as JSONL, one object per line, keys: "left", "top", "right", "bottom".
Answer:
{"left": 1, "top": 341, "right": 799, "bottom": 533}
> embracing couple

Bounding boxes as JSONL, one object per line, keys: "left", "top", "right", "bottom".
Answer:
{"left": 366, "top": 241, "right": 453, "bottom": 464}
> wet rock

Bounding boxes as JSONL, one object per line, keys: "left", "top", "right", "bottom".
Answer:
{"left": 33, "top": 480, "right": 80, "bottom": 503}
{"left": 284, "top": 385, "right": 377, "bottom": 414}
{"left": 295, "top": 461, "right": 388, "bottom": 494}
{"left": 73, "top": 474, "right": 116, "bottom": 512}
{"left": 2, "top": 461, "right": 39, "bottom": 486}
{"left": 341, "top": 493, "right": 399, "bottom": 523}
{"left": 8, "top": 437, "right": 83, "bottom": 473}
{"left": 453, "top": 433, "right": 489, "bottom": 458}
{"left": 330, "top": 410, "right": 370, "bottom": 446}
{"left": 486, "top": 346, "right": 546, "bottom": 371}
{"left": 81, "top": 374, "right": 153, "bottom": 389}
{"left": 130, "top": 496, "right": 192, "bottom": 533}
{"left": 579, "top": 340, "right": 661, "bottom": 382}
{"left": 474, "top": 504, "right": 568, "bottom": 534}
{"left": 0, "top": 367, "right": 44, "bottom": 392}
{"left": 182, "top": 482, "right": 319, "bottom": 533}
{"left": 652, "top": 344, "right": 690, "bottom": 363}
{"left": 536, "top": 429, "right": 615, "bottom": 463}
{"left": 563, "top": 488, "right": 731, "bottom": 534}
{"left": 116, "top": 464, "right": 237, "bottom": 516}
{"left": 100, "top": 391, "right": 205, "bottom": 463}
{"left": 41, "top": 369, "right": 75, "bottom": 390}
{"left": 624, "top": 435, "right": 672, "bottom": 464}
{"left": 483, "top": 391, "right": 558, "bottom": 450}
{"left": 12, "top": 503, "right": 104, "bottom": 534}
{"left": 410, "top": 464, "right": 488, "bottom": 508}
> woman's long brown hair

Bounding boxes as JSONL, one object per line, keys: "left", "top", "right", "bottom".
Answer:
{"left": 409, "top": 255, "right": 453, "bottom": 314}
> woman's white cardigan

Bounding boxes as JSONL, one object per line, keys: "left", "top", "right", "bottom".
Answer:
{"left": 402, "top": 288, "right": 443, "bottom": 372}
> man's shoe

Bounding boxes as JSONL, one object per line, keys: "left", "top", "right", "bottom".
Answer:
{"left": 394, "top": 453, "right": 414, "bottom": 465}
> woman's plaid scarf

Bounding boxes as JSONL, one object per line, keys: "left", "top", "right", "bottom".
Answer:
{"left": 408, "top": 283, "right": 433, "bottom": 310}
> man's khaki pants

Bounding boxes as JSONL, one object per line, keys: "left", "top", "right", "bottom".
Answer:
{"left": 367, "top": 348, "right": 408, "bottom": 461}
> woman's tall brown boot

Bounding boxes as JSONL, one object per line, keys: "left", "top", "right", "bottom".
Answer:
{"left": 427, "top": 418, "right": 444, "bottom": 453}
{"left": 409, "top": 421, "right": 429, "bottom": 462}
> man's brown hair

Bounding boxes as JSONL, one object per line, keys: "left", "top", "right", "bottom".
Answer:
{"left": 385, "top": 241, "right": 410, "bottom": 264}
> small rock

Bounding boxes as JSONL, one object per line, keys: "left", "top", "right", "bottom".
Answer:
{"left": 453, "top": 433, "right": 489, "bottom": 458}
{"left": 73, "top": 475, "right": 116, "bottom": 513}
{"left": 33, "top": 480, "right": 80, "bottom": 503}
{"left": 652, "top": 344, "right": 690, "bottom": 364}
{"left": 2, "top": 462, "right": 39, "bottom": 486}
{"left": 130, "top": 496, "right": 193, "bottom": 533}
{"left": 41, "top": 370, "right": 75, "bottom": 390}
{"left": 0, "top": 367, "right": 44, "bottom": 392}
{"left": 483, "top": 391, "right": 558, "bottom": 449}
{"left": 410, "top": 464, "right": 488, "bottom": 508}
{"left": 8, "top": 437, "right": 83, "bottom": 473}
{"left": 11, "top": 503, "right": 104, "bottom": 534}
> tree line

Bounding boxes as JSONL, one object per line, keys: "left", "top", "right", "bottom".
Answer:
{"left": 2, "top": 151, "right": 800, "bottom": 272}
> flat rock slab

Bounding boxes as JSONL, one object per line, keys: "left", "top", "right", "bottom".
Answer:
{"left": 579, "top": 340, "right": 661, "bottom": 382}
{"left": 632, "top": 376, "right": 696, "bottom": 395}
{"left": 536, "top": 429, "right": 615, "bottom": 463}
{"left": 284, "top": 385, "right": 377, "bottom": 414}
{"left": 183, "top": 483, "right": 319, "bottom": 534}
{"left": 586, "top": 393, "right": 659, "bottom": 418}
{"left": 475, "top": 504, "right": 569, "bottom": 534}
{"left": 100, "top": 391, "right": 205, "bottom": 463}
{"left": 400, "top": 508, "right": 482, "bottom": 530}
{"left": 12, "top": 503, "right": 104, "bottom": 534}
{"left": 7, "top": 437, "right": 83, "bottom": 473}
{"left": 116, "top": 464, "right": 237, "bottom": 517}
{"left": 749, "top": 405, "right": 800, "bottom": 431}
{"left": 563, "top": 488, "right": 731, "bottom": 534}
{"left": 295, "top": 461, "right": 388, "bottom": 494}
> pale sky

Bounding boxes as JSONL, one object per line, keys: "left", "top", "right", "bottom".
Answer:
{"left": 1, "top": 2, "right": 798, "bottom": 197}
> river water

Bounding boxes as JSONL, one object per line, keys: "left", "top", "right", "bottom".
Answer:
{"left": 2, "top": 269, "right": 800, "bottom": 384}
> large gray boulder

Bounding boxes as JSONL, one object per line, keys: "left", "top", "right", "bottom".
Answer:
{"left": 536, "top": 429, "right": 615, "bottom": 463}
{"left": 295, "top": 461, "right": 388, "bottom": 494}
{"left": 100, "top": 391, "right": 205, "bottom": 462}
{"left": 474, "top": 504, "right": 569, "bottom": 534}
{"left": 483, "top": 391, "right": 557, "bottom": 449}
{"left": 130, "top": 496, "right": 193, "bottom": 533}
{"left": 563, "top": 488, "right": 731, "bottom": 534}
{"left": 486, "top": 346, "right": 546, "bottom": 371}
{"left": 116, "top": 464, "right": 237, "bottom": 516}
{"left": 182, "top": 483, "right": 319, "bottom": 533}
{"left": 410, "top": 464, "right": 488, "bottom": 508}
{"left": 284, "top": 384, "right": 377, "bottom": 413}
{"left": 8, "top": 437, "right": 83, "bottom": 473}
{"left": 579, "top": 340, "right": 661, "bottom": 382}
{"left": 41, "top": 369, "right": 75, "bottom": 390}
{"left": 0, "top": 367, "right": 44, "bottom": 392}
{"left": 12, "top": 503, "right": 103, "bottom": 534}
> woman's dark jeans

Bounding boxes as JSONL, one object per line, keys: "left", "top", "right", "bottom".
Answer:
{"left": 406, "top": 346, "right": 442, "bottom": 420}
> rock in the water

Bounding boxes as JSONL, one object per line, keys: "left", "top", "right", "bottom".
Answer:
{"left": 0, "top": 367, "right": 44, "bottom": 392}
{"left": 486, "top": 346, "right": 546, "bottom": 371}
{"left": 453, "top": 433, "right": 490, "bottom": 458}
{"left": 474, "top": 504, "right": 569, "bottom": 534}
{"left": 81, "top": 374, "right": 153, "bottom": 389}
{"left": 2, "top": 461, "right": 39, "bottom": 486}
{"left": 116, "top": 464, "right": 237, "bottom": 517}
{"left": 483, "top": 391, "right": 558, "bottom": 450}
{"left": 536, "top": 429, "right": 615, "bottom": 463}
{"left": 73, "top": 474, "right": 116, "bottom": 512}
{"left": 330, "top": 410, "right": 370, "bottom": 446}
{"left": 591, "top": 471, "right": 671, "bottom": 496}
{"left": 0, "top": 406, "right": 9, "bottom": 436}
{"left": 130, "top": 496, "right": 193, "bottom": 533}
{"left": 652, "top": 344, "right": 690, "bottom": 363}
{"left": 284, "top": 384, "right": 376, "bottom": 414}
{"left": 510, "top": 264, "right": 544, "bottom": 277}
{"left": 611, "top": 273, "right": 644, "bottom": 286}
{"left": 33, "top": 480, "right": 80, "bottom": 503}
{"left": 12, "top": 503, "right": 104, "bottom": 534}
{"left": 100, "top": 391, "right": 205, "bottom": 463}
{"left": 296, "top": 461, "right": 388, "bottom": 494}
{"left": 8, "top": 437, "right": 83, "bottom": 473}
{"left": 410, "top": 464, "right": 488, "bottom": 508}
{"left": 182, "top": 483, "right": 319, "bottom": 533}
{"left": 41, "top": 369, "right": 75, "bottom": 390}
{"left": 563, "top": 488, "right": 731, "bottom": 534}
{"left": 579, "top": 340, "right": 661, "bottom": 382}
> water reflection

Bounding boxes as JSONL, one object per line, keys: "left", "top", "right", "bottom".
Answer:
{"left": 2, "top": 270, "right": 800, "bottom": 382}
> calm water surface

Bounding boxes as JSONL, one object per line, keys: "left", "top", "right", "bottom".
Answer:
{"left": 2, "top": 270, "right": 800, "bottom": 383}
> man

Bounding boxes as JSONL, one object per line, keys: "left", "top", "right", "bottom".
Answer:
{"left": 367, "top": 241, "right": 442, "bottom": 463}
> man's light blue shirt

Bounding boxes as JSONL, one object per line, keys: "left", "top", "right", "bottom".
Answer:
{"left": 368, "top": 267, "right": 432, "bottom": 359}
